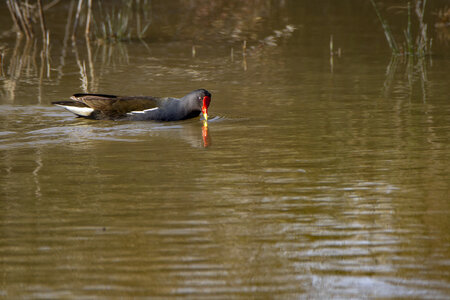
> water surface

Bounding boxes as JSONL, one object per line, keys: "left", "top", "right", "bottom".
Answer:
{"left": 1, "top": 0, "right": 450, "bottom": 298}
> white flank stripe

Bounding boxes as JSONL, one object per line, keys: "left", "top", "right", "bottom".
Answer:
{"left": 56, "top": 104, "right": 94, "bottom": 117}
{"left": 128, "top": 107, "right": 158, "bottom": 115}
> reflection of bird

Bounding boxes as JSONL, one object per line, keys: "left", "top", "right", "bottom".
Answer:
{"left": 52, "top": 89, "right": 211, "bottom": 122}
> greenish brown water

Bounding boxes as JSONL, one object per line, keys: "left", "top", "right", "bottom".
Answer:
{"left": 1, "top": 1, "right": 450, "bottom": 298}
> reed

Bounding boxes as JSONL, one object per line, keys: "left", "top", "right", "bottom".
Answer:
{"left": 370, "top": 0, "right": 431, "bottom": 57}
{"left": 72, "top": 0, "right": 83, "bottom": 38}
{"left": 91, "top": 0, "right": 151, "bottom": 43}
{"left": 7, "top": 0, "right": 151, "bottom": 43}
{"left": 6, "top": 0, "right": 35, "bottom": 40}
{"left": 369, "top": 0, "right": 398, "bottom": 53}
{"left": 36, "top": 0, "right": 46, "bottom": 41}
{"left": 0, "top": 46, "right": 6, "bottom": 78}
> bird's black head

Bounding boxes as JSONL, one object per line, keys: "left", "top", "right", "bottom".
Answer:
{"left": 184, "top": 89, "right": 211, "bottom": 120}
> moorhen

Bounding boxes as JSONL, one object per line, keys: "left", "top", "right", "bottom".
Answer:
{"left": 52, "top": 89, "right": 211, "bottom": 121}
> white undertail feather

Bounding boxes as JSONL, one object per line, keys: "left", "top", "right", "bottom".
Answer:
{"left": 55, "top": 104, "right": 94, "bottom": 117}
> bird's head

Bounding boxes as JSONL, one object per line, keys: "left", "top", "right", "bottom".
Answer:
{"left": 185, "top": 89, "right": 211, "bottom": 121}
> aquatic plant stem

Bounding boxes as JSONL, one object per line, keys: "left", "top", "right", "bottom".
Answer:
{"left": 405, "top": 2, "right": 413, "bottom": 55}
{"left": 36, "top": 0, "right": 47, "bottom": 42}
{"left": 415, "top": 0, "right": 428, "bottom": 56}
{"left": 72, "top": 0, "right": 83, "bottom": 39}
{"left": 369, "top": 0, "right": 399, "bottom": 54}
{"left": 6, "top": 0, "right": 22, "bottom": 36}
{"left": 85, "top": 0, "right": 92, "bottom": 37}
{"left": 9, "top": 0, "right": 34, "bottom": 39}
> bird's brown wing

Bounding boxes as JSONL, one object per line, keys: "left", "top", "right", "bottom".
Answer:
{"left": 71, "top": 93, "right": 163, "bottom": 116}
